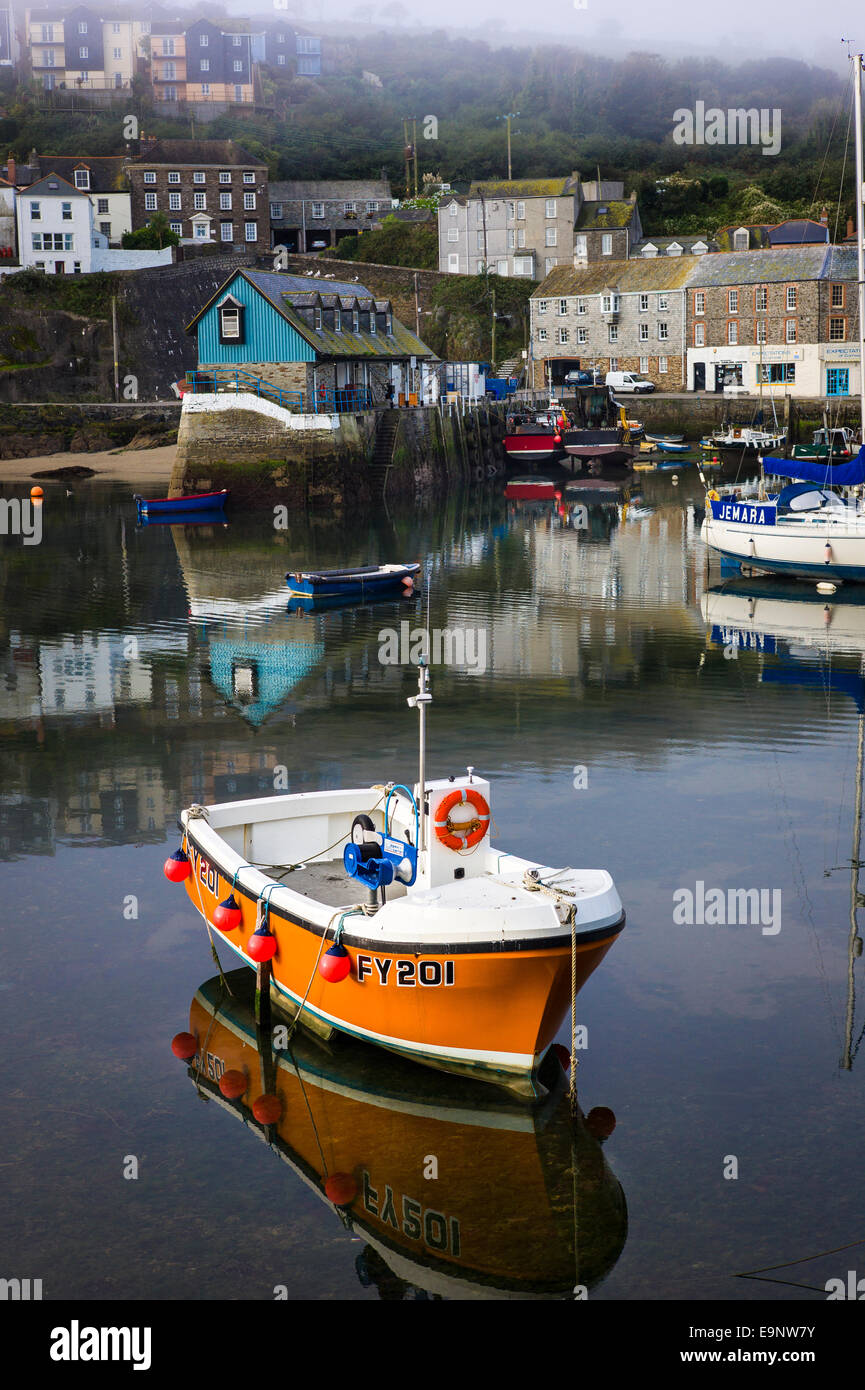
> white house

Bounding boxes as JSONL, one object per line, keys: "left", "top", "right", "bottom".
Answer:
{"left": 15, "top": 172, "right": 173, "bottom": 275}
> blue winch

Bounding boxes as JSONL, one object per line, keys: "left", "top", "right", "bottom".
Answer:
{"left": 344, "top": 809, "right": 417, "bottom": 892}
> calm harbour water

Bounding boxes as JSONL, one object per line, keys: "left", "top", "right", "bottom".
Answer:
{"left": 2, "top": 467, "right": 864, "bottom": 1301}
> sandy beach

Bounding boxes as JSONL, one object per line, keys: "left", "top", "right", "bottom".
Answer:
{"left": 0, "top": 443, "right": 176, "bottom": 485}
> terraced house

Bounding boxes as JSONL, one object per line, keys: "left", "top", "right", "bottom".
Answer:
{"left": 126, "top": 139, "right": 268, "bottom": 253}
{"left": 529, "top": 259, "right": 693, "bottom": 391}
{"left": 685, "top": 246, "right": 860, "bottom": 397}
{"left": 438, "top": 177, "right": 641, "bottom": 279}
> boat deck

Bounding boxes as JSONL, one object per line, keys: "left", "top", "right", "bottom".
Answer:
{"left": 258, "top": 859, "right": 364, "bottom": 909}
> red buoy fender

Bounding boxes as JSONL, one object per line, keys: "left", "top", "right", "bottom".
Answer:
{"left": 434, "top": 788, "right": 490, "bottom": 851}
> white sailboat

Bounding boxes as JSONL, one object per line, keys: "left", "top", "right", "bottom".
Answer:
{"left": 701, "top": 51, "right": 865, "bottom": 584}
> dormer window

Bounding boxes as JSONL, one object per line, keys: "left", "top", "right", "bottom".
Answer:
{"left": 666, "top": 242, "right": 682, "bottom": 257}
{"left": 601, "top": 291, "right": 620, "bottom": 314}
{"left": 641, "top": 243, "right": 658, "bottom": 257}
{"left": 314, "top": 307, "right": 322, "bottom": 330}
{"left": 218, "top": 295, "right": 245, "bottom": 343}
{"left": 692, "top": 241, "right": 708, "bottom": 255}
{"left": 386, "top": 314, "right": 393, "bottom": 335}
{"left": 733, "top": 228, "right": 749, "bottom": 251}
{"left": 334, "top": 308, "right": 341, "bottom": 331}
{"left": 449, "top": 202, "right": 458, "bottom": 217}
{"left": 352, "top": 309, "right": 359, "bottom": 332}
{"left": 369, "top": 312, "right": 377, "bottom": 335}
{"left": 74, "top": 169, "right": 90, "bottom": 190}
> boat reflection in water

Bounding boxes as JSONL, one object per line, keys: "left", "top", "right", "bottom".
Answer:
{"left": 178, "top": 970, "right": 628, "bottom": 1299}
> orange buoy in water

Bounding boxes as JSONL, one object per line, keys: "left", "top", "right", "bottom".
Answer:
{"left": 585, "top": 1106, "right": 616, "bottom": 1139}
{"left": 252, "top": 1094, "right": 282, "bottom": 1124}
{"left": 171, "top": 1032, "right": 197, "bottom": 1060}
{"left": 30, "top": 486, "right": 43, "bottom": 500}
{"left": 325, "top": 1173, "right": 358, "bottom": 1206}
{"left": 219, "top": 1070, "right": 247, "bottom": 1100}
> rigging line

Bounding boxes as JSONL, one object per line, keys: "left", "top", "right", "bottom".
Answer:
{"left": 735, "top": 1233, "right": 865, "bottom": 1278}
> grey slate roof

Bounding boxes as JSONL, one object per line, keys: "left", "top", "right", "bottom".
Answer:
{"left": 269, "top": 180, "right": 392, "bottom": 201}
{"left": 686, "top": 246, "right": 848, "bottom": 286}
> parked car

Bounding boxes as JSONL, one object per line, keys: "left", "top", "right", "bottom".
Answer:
{"left": 563, "top": 368, "right": 602, "bottom": 387}
{"left": 605, "top": 371, "right": 655, "bottom": 394}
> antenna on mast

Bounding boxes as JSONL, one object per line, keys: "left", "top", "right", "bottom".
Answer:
{"left": 407, "top": 661, "right": 432, "bottom": 857}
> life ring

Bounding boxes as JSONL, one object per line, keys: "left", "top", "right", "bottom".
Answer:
{"left": 707, "top": 489, "right": 720, "bottom": 501}
{"left": 434, "top": 788, "right": 490, "bottom": 851}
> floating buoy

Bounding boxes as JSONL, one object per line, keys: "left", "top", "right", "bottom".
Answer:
{"left": 325, "top": 1173, "right": 358, "bottom": 1206}
{"left": 818, "top": 582, "right": 837, "bottom": 597}
{"left": 585, "top": 1106, "right": 616, "bottom": 1140}
{"left": 553, "top": 434, "right": 562, "bottom": 445}
{"left": 30, "top": 485, "right": 43, "bottom": 500}
{"left": 252, "top": 1093, "right": 282, "bottom": 1124}
{"left": 171, "top": 1031, "right": 197, "bottom": 1060}
{"left": 212, "top": 893, "right": 242, "bottom": 931}
{"left": 164, "top": 848, "right": 191, "bottom": 882}
{"left": 319, "top": 942, "right": 351, "bottom": 982}
{"left": 401, "top": 576, "right": 414, "bottom": 592}
{"left": 554, "top": 489, "right": 562, "bottom": 501}
{"left": 671, "top": 475, "right": 679, "bottom": 485}
{"left": 824, "top": 541, "right": 833, "bottom": 565}
{"left": 552, "top": 1042, "right": 571, "bottom": 1071}
{"left": 247, "top": 926, "right": 277, "bottom": 962}
{"left": 219, "top": 1070, "right": 247, "bottom": 1100}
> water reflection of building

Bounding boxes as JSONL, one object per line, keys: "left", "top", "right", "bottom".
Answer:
{"left": 59, "top": 763, "right": 169, "bottom": 845}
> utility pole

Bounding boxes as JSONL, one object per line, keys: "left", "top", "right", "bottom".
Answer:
{"left": 491, "top": 280, "right": 496, "bottom": 368}
{"left": 499, "top": 111, "right": 520, "bottom": 181}
{"left": 111, "top": 295, "right": 119, "bottom": 402}
{"left": 403, "top": 117, "right": 414, "bottom": 199}
{"left": 853, "top": 54, "right": 865, "bottom": 442}
{"left": 412, "top": 116, "right": 418, "bottom": 197}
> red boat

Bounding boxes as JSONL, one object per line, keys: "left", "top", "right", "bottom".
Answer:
{"left": 503, "top": 408, "right": 567, "bottom": 466}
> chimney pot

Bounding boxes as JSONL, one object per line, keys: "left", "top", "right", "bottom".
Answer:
{"left": 820, "top": 205, "right": 828, "bottom": 226}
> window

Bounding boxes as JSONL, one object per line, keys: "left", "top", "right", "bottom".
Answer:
{"left": 727, "top": 321, "right": 738, "bottom": 344}
{"left": 162, "top": 62, "right": 176, "bottom": 79}
{"left": 507, "top": 229, "right": 515, "bottom": 249}
{"left": 545, "top": 198, "right": 556, "bottom": 218}
{"left": 514, "top": 257, "right": 533, "bottom": 276}
{"left": 145, "top": 193, "right": 157, "bottom": 211}
{"left": 506, "top": 202, "right": 515, "bottom": 219}
{"left": 201, "top": 84, "right": 210, "bottom": 96}
{"left": 233, "top": 36, "right": 242, "bottom": 46}
{"left": 311, "top": 202, "right": 324, "bottom": 219}
{"left": 244, "top": 222, "right": 257, "bottom": 242}
{"left": 143, "top": 172, "right": 156, "bottom": 185}
{"left": 171, "top": 222, "right": 183, "bottom": 237}
{"left": 545, "top": 227, "right": 557, "bottom": 247}
{"left": 369, "top": 312, "right": 377, "bottom": 335}
{"left": 829, "top": 317, "right": 846, "bottom": 341}
{"left": 785, "top": 319, "right": 797, "bottom": 343}
{"left": 270, "top": 203, "right": 283, "bottom": 219}
{"left": 169, "top": 192, "right": 181, "bottom": 211}
{"left": 32, "top": 233, "right": 42, "bottom": 250}
{"left": 695, "top": 323, "right": 705, "bottom": 347}
{"left": 755, "top": 286, "right": 767, "bottom": 311}
{"left": 78, "top": 21, "right": 87, "bottom": 33}
{"left": 168, "top": 171, "right": 180, "bottom": 184}
{"left": 658, "top": 294, "right": 669, "bottom": 311}
{"left": 220, "top": 305, "right": 242, "bottom": 340}
{"left": 343, "top": 201, "right": 355, "bottom": 215}
{"left": 366, "top": 201, "right": 377, "bottom": 214}
{"left": 557, "top": 327, "right": 569, "bottom": 344}
{"left": 353, "top": 310, "right": 360, "bottom": 331}
{"left": 577, "top": 328, "right": 588, "bottom": 344}
{"left": 79, "top": 47, "right": 89, "bottom": 59}
{"left": 576, "top": 298, "right": 587, "bottom": 315}
{"left": 574, "top": 233, "right": 587, "bottom": 261}
{"left": 386, "top": 314, "right": 393, "bottom": 336}
{"left": 538, "top": 328, "right": 548, "bottom": 342}
{"left": 162, "top": 38, "right": 175, "bottom": 55}
{"left": 639, "top": 293, "right": 649, "bottom": 312}
{"left": 447, "top": 253, "right": 459, "bottom": 272}
{"left": 786, "top": 286, "right": 797, "bottom": 311}
{"left": 608, "top": 325, "right": 618, "bottom": 343}
{"left": 537, "top": 300, "right": 548, "bottom": 314}
{"left": 97, "top": 198, "right": 109, "bottom": 215}
{"left": 194, "top": 192, "right": 206, "bottom": 210}
{"left": 832, "top": 283, "right": 845, "bottom": 308}
{"left": 113, "top": 48, "right": 122, "bottom": 60}
{"left": 639, "top": 322, "right": 648, "bottom": 342}
{"left": 334, "top": 308, "right": 341, "bottom": 331}
{"left": 233, "top": 60, "right": 243, "bottom": 72}
{"left": 219, "top": 172, "right": 231, "bottom": 184}
{"left": 194, "top": 172, "right": 206, "bottom": 185}
{"left": 113, "top": 22, "right": 121, "bottom": 33}
{"left": 610, "top": 358, "right": 618, "bottom": 371}
{"left": 476, "top": 230, "right": 484, "bottom": 252}
{"left": 200, "top": 33, "right": 209, "bottom": 46}
{"left": 694, "top": 291, "right": 705, "bottom": 315}
{"left": 601, "top": 292, "right": 620, "bottom": 314}
{"left": 545, "top": 258, "right": 555, "bottom": 275}
{"left": 60, "top": 202, "right": 72, "bottom": 221}
{"left": 448, "top": 227, "right": 459, "bottom": 243}
{"left": 827, "top": 367, "right": 849, "bottom": 396}
{"left": 220, "top": 223, "right": 234, "bottom": 242}
{"left": 448, "top": 203, "right": 458, "bottom": 217}
{"left": 278, "top": 55, "right": 286, "bottom": 66}
{"left": 733, "top": 229, "right": 749, "bottom": 251}
{"left": 220, "top": 193, "right": 232, "bottom": 210}
{"left": 639, "top": 356, "right": 649, "bottom": 373}
{"left": 517, "top": 201, "right": 525, "bottom": 219}
{"left": 658, "top": 357, "right": 668, "bottom": 373}
{"left": 557, "top": 299, "right": 568, "bottom": 316}
{"left": 41, "top": 25, "right": 54, "bottom": 41}
{"left": 517, "top": 229, "right": 525, "bottom": 248}
{"left": 601, "top": 233, "right": 612, "bottom": 256}
{"left": 658, "top": 322, "right": 669, "bottom": 340}
{"left": 728, "top": 289, "right": 738, "bottom": 313}
{"left": 200, "top": 59, "right": 210, "bottom": 72}
{"left": 756, "top": 320, "right": 767, "bottom": 343}
{"left": 163, "top": 86, "right": 176, "bottom": 101}
{"left": 243, "top": 193, "right": 256, "bottom": 210}
{"left": 193, "top": 221, "right": 208, "bottom": 239}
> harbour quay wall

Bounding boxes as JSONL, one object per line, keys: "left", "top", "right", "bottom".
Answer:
{"left": 567, "top": 394, "right": 862, "bottom": 442}
{"left": 170, "top": 392, "right": 506, "bottom": 508}
{"left": 0, "top": 401, "right": 181, "bottom": 459}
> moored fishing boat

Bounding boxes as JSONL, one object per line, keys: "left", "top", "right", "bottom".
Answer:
{"left": 644, "top": 433, "right": 684, "bottom": 445}
{"left": 790, "top": 426, "right": 858, "bottom": 463}
{"left": 169, "top": 664, "right": 625, "bottom": 1095}
{"left": 503, "top": 408, "right": 566, "bottom": 466}
{"left": 134, "top": 488, "right": 229, "bottom": 518}
{"left": 285, "top": 563, "right": 420, "bottom": 599}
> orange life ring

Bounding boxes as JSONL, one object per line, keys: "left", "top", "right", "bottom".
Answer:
{"left": 434, "top": 788, "right": 490, "bottom": 851}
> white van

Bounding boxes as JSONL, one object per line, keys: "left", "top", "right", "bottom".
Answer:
{"left": 605, "top": 371, "right": 655, "bottom": 394}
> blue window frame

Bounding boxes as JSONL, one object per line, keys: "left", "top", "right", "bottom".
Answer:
{"left": 827, "top": 367, "right": 849, "bottom": 396}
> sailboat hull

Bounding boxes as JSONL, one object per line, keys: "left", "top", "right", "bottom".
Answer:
{"left": 701, "top": 513, "right": 865, "bottom": 581}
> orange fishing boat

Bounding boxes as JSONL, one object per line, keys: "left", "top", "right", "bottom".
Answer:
{"left": 170, "top": 663, "right": 625, "bottom": 1095}
{"left": 176, "top": 969, "right": 628, "bottom": 1298}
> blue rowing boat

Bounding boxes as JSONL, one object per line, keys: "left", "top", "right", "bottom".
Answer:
{"left": 134, "top": 489, "right": 229, "bottom": 518}
{"left": 285, "top": 562, "right": 420, "bottom": 599}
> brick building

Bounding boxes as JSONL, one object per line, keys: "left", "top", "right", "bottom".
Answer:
{"left": 127, "top": 139, "right": 268, "bottom": 254}
{"left": 269, "top": 178, "right": 393, "bottom": 253}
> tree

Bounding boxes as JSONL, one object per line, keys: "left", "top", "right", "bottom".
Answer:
{"left": 122, "top": 212, "right": 179, "bottom": 250}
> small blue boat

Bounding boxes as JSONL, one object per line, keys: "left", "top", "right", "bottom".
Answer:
{"left": 653, "top": 440, "right": 691, "bottom": 453}
{"left": 285, "top": 562, "right": 420, "bottom": 599}
{"left": 134, "top": 488, "right": 229, "bottom": 519}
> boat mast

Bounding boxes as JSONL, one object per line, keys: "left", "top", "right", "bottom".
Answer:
{"left": 854, "top": 52, "right": 865, "bottom": 443}
{"left": 408, "top": 661, "right": 432, "bottom": 857}
{"left": 843, "top": 698, "right": 864, "bottom": 1071}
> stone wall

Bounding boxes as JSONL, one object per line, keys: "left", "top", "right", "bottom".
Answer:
{"left": 0, "top": 402, "right": 180, "bottom": 458}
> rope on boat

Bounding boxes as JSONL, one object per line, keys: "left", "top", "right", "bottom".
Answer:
{"left": 522, "top": 868, "right": 580, "bottom": 1115}
{"left": 183, "top": 823, "right": 233, "bottom": 997}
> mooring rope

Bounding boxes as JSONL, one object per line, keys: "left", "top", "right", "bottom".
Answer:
{"left": 522, "top": 868, "right": 580, "bottom": 1113}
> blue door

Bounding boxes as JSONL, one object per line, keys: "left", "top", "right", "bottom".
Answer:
{"left": 827, "top": 367, "right": 849, "bottom": 396}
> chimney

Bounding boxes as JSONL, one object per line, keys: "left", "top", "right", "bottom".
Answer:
{"left": 6, "top": 154, "right": 14, "bottom": 185}
{"left": 630, "top": 189, "right": 637, "bottom": 203}
{"left": 820, "top": 206, "right": 828, "bottom": 226}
